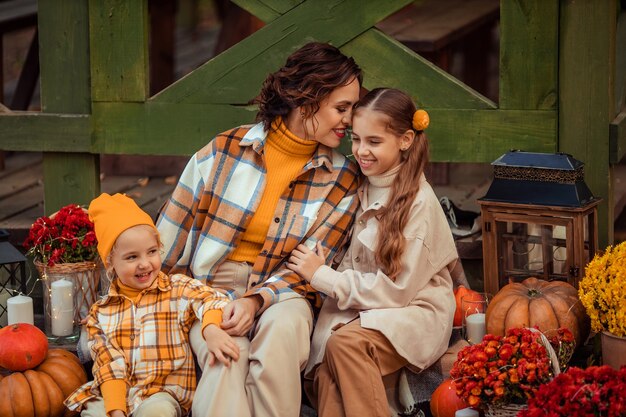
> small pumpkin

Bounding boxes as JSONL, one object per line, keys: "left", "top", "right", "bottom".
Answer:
{"left": 0, "top": 323, "right": 49, "bottom": 371}
{"left": 453, "top": 285, "right": 482, "bottom": 327}
{"left": 430, "top": 378, "right": 468, "bottom": 417}
{"left": 486, "top": 277, "right": 590, "bottom": 346}
{"left": 0, "top": 348, "right": 87, "bottom": 417}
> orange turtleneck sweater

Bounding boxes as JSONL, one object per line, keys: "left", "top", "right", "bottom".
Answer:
{"left": 229, "top": 117, "right": 317, "bottom": 263}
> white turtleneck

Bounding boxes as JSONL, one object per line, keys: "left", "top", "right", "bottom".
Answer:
{"left": 366, "top": 163, "right": 402, "bottom": 206}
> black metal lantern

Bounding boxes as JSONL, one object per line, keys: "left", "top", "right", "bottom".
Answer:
{"left": 478, "top": 151, "right": 600, "bottom": 294}
{"left": 0, "top": 240, "right": 28, "bottom": 327}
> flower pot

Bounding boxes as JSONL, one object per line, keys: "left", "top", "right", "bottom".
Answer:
{"left": 601, "top": 331, "right": 626, "bottom": 370}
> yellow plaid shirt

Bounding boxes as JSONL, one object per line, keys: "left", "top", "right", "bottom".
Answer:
{"left": 64, "top": 272, "right": 229, "bottom": 415}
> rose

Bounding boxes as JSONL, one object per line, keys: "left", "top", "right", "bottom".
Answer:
{"left": 23, "top": 204, "right": 98, "bottom": 266}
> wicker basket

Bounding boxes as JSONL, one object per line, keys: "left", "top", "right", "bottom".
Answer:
{"left": 485, "top": 403, "right": 526, "bottom": 417}
{"left": 483, "top": 328, "right": 561, "bottom": 417}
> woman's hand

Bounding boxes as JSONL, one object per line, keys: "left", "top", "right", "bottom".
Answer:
{"left": 202, "top": 324, "right": 241, "bottom": 367}
{"left": 220, "top": 296, "right": 262, "bottom": 336}
{"left": 286, "top": 241, "right": 326, "bottom": 282}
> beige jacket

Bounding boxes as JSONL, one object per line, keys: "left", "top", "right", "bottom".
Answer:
{"left": 306, "top": 175, "right": 458, "bottom": 376}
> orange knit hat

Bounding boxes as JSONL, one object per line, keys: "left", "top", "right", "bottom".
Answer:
{"left": 88, "top": 193, "right": 158, "bottom": 266}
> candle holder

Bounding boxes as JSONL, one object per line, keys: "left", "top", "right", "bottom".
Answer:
{"left": 36, "top": 260, "right": 105, "bottom": 344}
{"left": 461, "top": 292, "right": 492, "bottom": 345}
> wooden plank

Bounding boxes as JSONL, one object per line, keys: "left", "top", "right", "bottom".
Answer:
{"left": 615, "top": 7, "right": 626, "bottom": 115}
{"left": 233, "top": 0, "right": 303, "bottom": 23}
{"left": 38, "top": 1, "right": 99, "bottom": 214}
{"left": 92, "top": 102, "right": 256, "bottom": 155}
{"left": 342, "top": 29, "right": 495, "bottom": 109}
{"left": 151, "top": 0, "right": 413, "bottom": 104}
{"left": 376, "top": 0, "right": 499, "bottom": 52}
{"left": 0, "top": 113, "right": 91, "bottom": 152}
{"left": 559, "top": 0, "right": 615, "bottom": 246}
{"left": 426, "top": 109, "right": 556, "bottom": 162}
{"left": 38, "top": 0, "right": 90, "bottom": 114}
{"left": 89, "top": 0, "right": 149, "bottom": 102}
{"left": 93, "top": 104, "right": 554, "bottom": 159}
{"left": 499, "top": 0, "right": 559, "bottom": 110}
{"left": 0, "top": 160, "right": 41, "bottom": 199}
{"left": 0, "top": 152, "right": 41, "bottom": 179}
{"left": 0, "top": 204, "right": 41, "bottom": 245}
{"left": 610, "top": 111, "right": 626, "bottom": 164}
{"left": 100, "top": 175, "right": 176, "bottom": 220}
{"left": 0, "top": 0, "right": 37, "bottom": 33}
{"left": 0, "top": 183, "right": 42, "bottom": 222}
{"left": 42, "top": 153, "right": 100, "bottom": 214}
{"left": 613, "top": 163, "right": 626, "bottom": 222}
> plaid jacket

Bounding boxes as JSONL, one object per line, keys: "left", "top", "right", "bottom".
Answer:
{"left": 64, "top": 272, "right": 229, "bottom": 415}
{"left": 157, "top": 122, "right": 359, "bottom": 312}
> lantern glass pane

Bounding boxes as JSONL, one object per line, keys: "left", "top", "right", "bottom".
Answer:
{"left": 496, "top": 220, "right": 570, "bottom": 288}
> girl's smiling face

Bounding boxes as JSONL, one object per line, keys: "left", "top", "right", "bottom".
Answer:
{"left": 109, "top": 225, "right": 161, "bottom": 290}
{"left": 351, "top": 108, "right": 413, "bottom": 177}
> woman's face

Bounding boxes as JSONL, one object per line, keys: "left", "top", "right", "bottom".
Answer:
{"left": 351, "top": 108, "right": 413, "bottom": 177}
{"left": 110, "top": 225, "right": 161, "bottom": 291}
{"left": 287, "top": 77, "right": 360, "bottom": 147}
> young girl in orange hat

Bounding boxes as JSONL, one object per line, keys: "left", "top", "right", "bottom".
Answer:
{"left": 288, "top": 88, "right": 459, "bottom": 417}
{"left": 65, "top": 193, "right": 237, "bottom": 417}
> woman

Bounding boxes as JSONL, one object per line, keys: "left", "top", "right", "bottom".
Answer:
{"left": 157, "top": 42, "right": 362, "bottom": 417}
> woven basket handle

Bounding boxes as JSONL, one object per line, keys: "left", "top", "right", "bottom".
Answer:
{"left": 527, "top": 327, "right": 560, "bottom": 375}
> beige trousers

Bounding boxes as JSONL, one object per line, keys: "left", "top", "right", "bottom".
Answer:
{"left": 81, "top": 392, "right": 181, "bottom": 417}
{"left": 191, "top": 261, "right": 314, "bottom": 417}
{"left": 314, "top": 320, "right": 408, "bottom": 417}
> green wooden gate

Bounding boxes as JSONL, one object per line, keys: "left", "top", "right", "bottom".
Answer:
{"left": 0, "top": 0, "right": 625, "bottom": 246}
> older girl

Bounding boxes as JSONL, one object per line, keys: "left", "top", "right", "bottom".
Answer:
{"left": 288, "top": 88, "right": 459, "bottom": 417}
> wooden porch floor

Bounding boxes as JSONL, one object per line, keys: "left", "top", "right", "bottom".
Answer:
{"left": 0, "top": 152, "right": 178, "bottom": 246}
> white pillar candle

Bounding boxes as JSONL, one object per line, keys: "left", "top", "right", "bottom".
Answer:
{"left": 456, "top": 408, "right": 479, "bottom": 417}
{"left": 7, "top": 294, "right": 34, "bottom": 325}
{"left": 465, "top": 313, "right": 486, "bottom": 345}
{"left": 0, "top": 288, "right": 11, "bottom": 327}
{"left": 51, "top": 279, "right": 74, "bottom": 336}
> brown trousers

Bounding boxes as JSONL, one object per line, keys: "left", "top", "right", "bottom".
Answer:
{"left": 313, "top": 319, "right": 408, "bottom": 417}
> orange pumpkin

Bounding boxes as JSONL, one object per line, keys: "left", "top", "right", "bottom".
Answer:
{"left": 453, "top": 285, "right": 482, "bottom": 327}
{"left": 430, "top": 378, "right": 468, "bottom": 417}
{"left": 0, "top": 349, "right": 87, "bottom": 417}
{"left": 486, "top": 277, "right": 590, "bottom": 346}
{"left": 0, "top": 323, "right": 49, "bottom": 371}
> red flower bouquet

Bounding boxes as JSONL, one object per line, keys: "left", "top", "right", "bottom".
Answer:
{"left": 519, "top": 365, "right": 626, "bottom": 417}
{"left": 23, "top": 204, "right": 98, "bottom": 266}
{"left": 450, "top": 327, "right": 574, "bottom": 409}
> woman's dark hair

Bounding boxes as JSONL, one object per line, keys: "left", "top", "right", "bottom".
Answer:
{"left": 354, "top": 88, "right": 429, "bottom": 281}
{"left": 253, "top": 42, "right": 362, "bottom": 130}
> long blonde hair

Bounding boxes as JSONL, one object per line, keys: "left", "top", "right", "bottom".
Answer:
{"left": 354, "top": 88, "right": 429, "bottom": 280}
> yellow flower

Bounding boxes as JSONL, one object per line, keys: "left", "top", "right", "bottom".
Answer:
{"left": 579, "top": 242, "right": 626, "bottom": 337}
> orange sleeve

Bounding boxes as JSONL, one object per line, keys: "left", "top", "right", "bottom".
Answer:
{"left": 100, "top": 379, "right": 128, "bottom": 416}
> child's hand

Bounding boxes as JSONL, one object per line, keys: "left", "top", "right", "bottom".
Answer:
{"left": 203, "top": 324, "right": 240, "bottom": 367}
{"left": 286, "top": 241, "right": 326, "bottom": 282}
{"left": 110, "top": 410, "right": 126, "bottom": 417}
{"left": 220, "top": 296, "right": 261, "bottom": 336}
